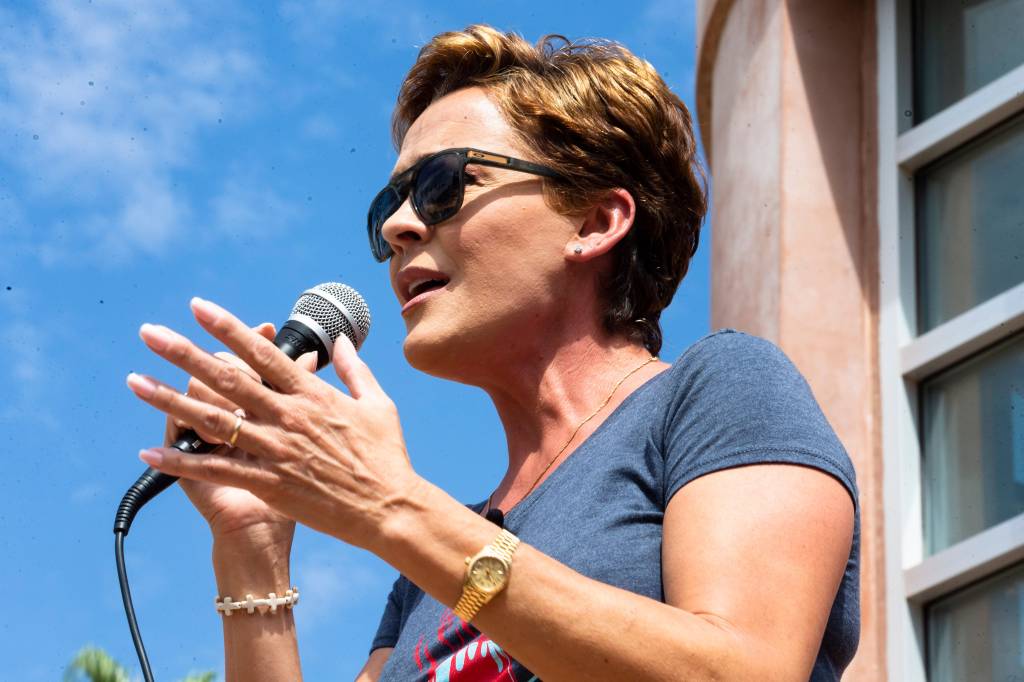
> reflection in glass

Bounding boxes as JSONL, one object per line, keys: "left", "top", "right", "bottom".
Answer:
{"left": 916, "top": 114, "right": 1024, "bottom": 332}
{"left": 914, "top": 0, "right": 1024, "bottom": 122}
{"left": 926, "top": 562, "right": 1024, "bottom": 682}
{"left": 921, "top": 333, "right": 1024, "bottom": 554}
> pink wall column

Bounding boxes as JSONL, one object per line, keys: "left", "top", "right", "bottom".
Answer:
{"left": 696, "top": 1, "right": 885, "bottom": 679}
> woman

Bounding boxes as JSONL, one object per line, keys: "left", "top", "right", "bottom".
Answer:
{"left": 126, "top": 26, "right": 859, "bottom": 681}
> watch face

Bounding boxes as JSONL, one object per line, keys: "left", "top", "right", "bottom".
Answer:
{"left": 469, "top": 556, "right": 508, "bottom": 592}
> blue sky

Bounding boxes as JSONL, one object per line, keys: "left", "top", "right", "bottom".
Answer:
{"left": 0, "top": 1, "right": 707, "bottom": 679}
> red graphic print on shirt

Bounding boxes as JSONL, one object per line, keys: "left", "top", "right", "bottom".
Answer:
{"left": 412, "top": 609, "right": 528, "bottom": 681}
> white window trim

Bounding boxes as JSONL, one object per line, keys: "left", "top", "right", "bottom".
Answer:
{"left": 897, "top": 62, "right": 1024, "bottom": 172}
{"left": 878, "top": 2, "right": 1024, "bottom": 680}
{"left": 901, "top": 281, "right": 1024, "bottom": 380}
{"left": 905, "top": 514, "right": 1024, "bottom": 604}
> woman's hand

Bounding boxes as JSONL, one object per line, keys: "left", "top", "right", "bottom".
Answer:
{"left": 125, "top": 297, "right": 421, "bottom": 552}
{"left": 154, "top": 322, "right": 299, "bottom": 551}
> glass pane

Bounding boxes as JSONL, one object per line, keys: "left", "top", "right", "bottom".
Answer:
{"left": 921, "top": 333, "right": 1024, "bottom": 554}
{"left": 913, "top": 0, "right": 1024, "bottom": 122}
{"left": 926, "top": 562, "right": 1024, "bottom": 682}
{"left": 916, "top": 114, "right": 1024, "bottom": 332}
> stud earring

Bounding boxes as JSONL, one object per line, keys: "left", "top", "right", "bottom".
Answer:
{"left": 573, "top": 246, "right": 583, "bottom": 255}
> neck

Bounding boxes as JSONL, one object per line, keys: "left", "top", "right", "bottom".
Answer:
{"left": 474, "top": 324, "right": 666, "bottom": 510}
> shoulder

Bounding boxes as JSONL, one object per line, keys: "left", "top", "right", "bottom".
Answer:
{"left": 657, "top": 329, "right": 816, "bottom": 425}
{"left": 657, "top": 329, "right": 859, "bottom": 509}
{"left": 670, "top": 328, "right": 798, "bottom": 381}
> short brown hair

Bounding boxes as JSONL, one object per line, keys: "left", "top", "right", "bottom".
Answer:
{"left": 393, "top": 25, "right": 707, "bottom": 356}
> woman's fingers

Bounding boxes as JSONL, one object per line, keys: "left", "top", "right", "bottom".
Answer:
{"left": 297, "top": 350, "right": 319, "bottom": 375}
{"left": 254, "top": 322, "right": 277, "bottom": 341}
{"left": 176, "top": 377, "right": 242, "bottom": 438}
{"left": 256, "top": 320, "right": 318, "bottom": 375}
{"left": 139, "top": 446, "right": 278, "bottom": 492}
{"left": 189, "top": 297, "right": 308, "bottom": 394}
{"left": 171, "top": 328, "right": 272, "bottom": 431}
{"left": 331, "top": 332, "right": 383, "bottom": 400}
{"left": 127, "top": 372, "right": 279, "bottom": 456}
{"left": 138, "top": 323, "right": 280, "bottom": 416}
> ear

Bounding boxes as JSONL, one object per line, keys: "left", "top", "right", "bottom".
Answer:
{"left": 565, "top": 188, "right": 636, "bottom": 261}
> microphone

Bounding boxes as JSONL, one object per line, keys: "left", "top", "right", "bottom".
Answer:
{"left": 113, "top": 282, "right": 371, "bottom": 535}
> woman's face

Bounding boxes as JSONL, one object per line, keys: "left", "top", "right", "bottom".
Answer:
{"left": 381, "top": 87, "right": 580, "bottom": 377}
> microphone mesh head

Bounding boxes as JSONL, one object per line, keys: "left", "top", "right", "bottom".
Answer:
{"left": 290, "top": 282, "right": 371, "bottom": 350}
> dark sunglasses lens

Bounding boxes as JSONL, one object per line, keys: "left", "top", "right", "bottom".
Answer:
{"left": 367, "top": 186, "right": 402, "bottom": 261}
{"left": 413, "top": 153, "right": 464, "bottom": 224}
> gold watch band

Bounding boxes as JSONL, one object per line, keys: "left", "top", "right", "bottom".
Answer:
{"left": 452, "top": 585, "right": 490, "bottom": 622}
{"left": 491, "top": 529, "right": 519, "bottom": 557}
{"left": 453, "top": 529, "right": 520, "bottom": 622}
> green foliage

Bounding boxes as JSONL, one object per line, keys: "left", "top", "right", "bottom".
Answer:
{"left": 64, "top": 645, "right": 217, "bottom": 682}
{"left": 181, "top": 674, "right": 217, "bottom": 682}
{"left": 64, "top": 647, "right": 130, "bottom": 682}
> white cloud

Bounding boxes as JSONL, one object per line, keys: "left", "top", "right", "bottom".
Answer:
{"left": 0, "top": 320, "right": 43, "bottom": 382}
{"left": 0, "top": 191, "right": 35, "bottom": 270}
{"left": 0, "top": 319, "right": 58, "bottom": 429}
{"left": 0, "top": 0, "right": 260, "bottom": 262}
{"left": 70, "top": 483, "right": 104, "bottom": 505}
{"left": 301, "top": 113, "right": 341, "bottom": 141}
{"left": 210, "top": 176, "right": 303, "bottom": 240}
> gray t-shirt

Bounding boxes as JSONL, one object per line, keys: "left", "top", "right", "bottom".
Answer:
{"left": 371, "top": 330, "right": 860, "bottom": 681}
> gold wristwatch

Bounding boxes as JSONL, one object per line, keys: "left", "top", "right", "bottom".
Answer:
{"left": 453, "top": 529, "right": 520, "bottom": 622}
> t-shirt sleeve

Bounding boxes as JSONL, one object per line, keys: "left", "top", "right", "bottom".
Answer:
{"left": 662, "top": 331, "right": 859, "bottom": 510}
{"left": 369, "top": 575, "right": 406, "bottom": 654}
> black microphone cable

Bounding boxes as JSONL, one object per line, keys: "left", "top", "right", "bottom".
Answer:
{"left": 112, "top": 283, "right": 370, "bottom": 681}
{"left": 113, "top": 438, "right": 217, "bottom": 682}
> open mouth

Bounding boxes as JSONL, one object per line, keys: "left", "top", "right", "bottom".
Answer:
{"left": 397, "top": 266, "right": 452, "bottom": 311}
{"left": 407, "top": 278, "right": 449, "bottom": 300}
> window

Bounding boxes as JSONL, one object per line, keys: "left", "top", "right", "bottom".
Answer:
{"left": 879, "top": 0, "right": 1024, "bottom": 679}
{"left": 925, "top": 562, "right": 1024, "bottom": 682}
{"left": 921, "top": 333, "right": 1024, "bottom": 554}
{"left": 915, "top": 114, "right": 1024, "bottom": 332}
{"left": 913, "top": 0, "right": 1024, "bottom": 121}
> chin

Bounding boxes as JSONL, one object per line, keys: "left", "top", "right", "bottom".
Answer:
{"left": 401, "top": 320, "right": 467, "bottom": 380}
{"left": 401, "top": 310, "right": 508, "bottom": 384}
{"left": 403, "top": 337, "right": 449, "bottom": 378}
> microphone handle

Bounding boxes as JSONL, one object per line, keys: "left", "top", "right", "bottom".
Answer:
{"left": 112, "top": 435, "right": 215, "bottom": 535}
{"left": 113, "top": 319, "right": 326, "bottom": 535}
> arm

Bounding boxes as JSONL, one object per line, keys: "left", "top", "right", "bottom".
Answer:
{"left": 213, "top": 536, "right": 302, "bottom": 682}
{"left": 133, "top": 322, "right": 307, "bottom": 682}
{"left": 354, "top": 648, "right": 392, "bottom": 682}
{"left": 128, "top": 302, "right": 853, "bottom": 681}
{"left": 376, "top": 462, "right": 853, "bottom": 681}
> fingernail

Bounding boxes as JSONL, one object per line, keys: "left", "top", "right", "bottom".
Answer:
{"left": 126, "top": 372, "right": 157, "bottom": 398}
{"left": 139, "top": 448, "right": 165, "bottom": 466}
{"left": 139, "top": 323, "right": 173, "bottom": 351}
{"left": 191, "top": 297, "right": 221, "bottom": 324}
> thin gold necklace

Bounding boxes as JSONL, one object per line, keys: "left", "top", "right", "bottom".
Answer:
{"left": 483, "top": 355, "right": 659, "bottom": 522}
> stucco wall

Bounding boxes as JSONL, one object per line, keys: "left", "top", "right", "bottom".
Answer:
{"left": 695, "top": 1, "right": 885, "bottom": 679}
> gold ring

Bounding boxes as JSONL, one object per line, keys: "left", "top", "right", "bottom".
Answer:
{"left": 228, "top": 408, "right": 245, "bottom": 448}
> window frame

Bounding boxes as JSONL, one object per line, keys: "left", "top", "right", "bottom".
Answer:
{"left": 877, "top": 1, "right": 1024, "bottom": 679}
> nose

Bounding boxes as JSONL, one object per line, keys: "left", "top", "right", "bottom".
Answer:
{"left": 381, "top": 196, "right": 431, "bottom": 259}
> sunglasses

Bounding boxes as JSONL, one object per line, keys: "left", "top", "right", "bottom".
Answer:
{"left": 367, "top": 147, "right": 562, "bottom": 262}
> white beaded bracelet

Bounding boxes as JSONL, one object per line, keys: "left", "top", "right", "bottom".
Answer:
{"left": 215, "top": 587, "right": 299, "bottom": 616}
